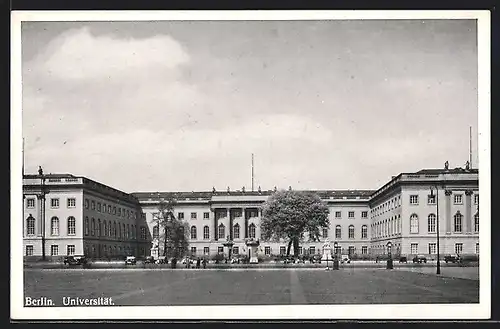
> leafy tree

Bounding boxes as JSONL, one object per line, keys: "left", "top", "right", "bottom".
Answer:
{"left": 261, "top": 190, "right": 330, "bottom": 257}
{"left": 152, "top": 197, "right": 189, "bottom": 259}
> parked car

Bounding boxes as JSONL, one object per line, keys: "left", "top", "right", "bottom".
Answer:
{"left": 64, "top": 255, "right": 87, "bottom": 266}
{"left": 412, "top": 255, "right": 427, "bottom": 263}
{"left": 144, "top": 256, "right": 155, "bottom": 264}
{"left": 399, "top": 256, "right": 408, "bottom": 263}
{"left": 181, "top": 257, "right": 194, "bottom": 264}
{"left": 444, "top": 254, "right": 461, "bottom": 263}
{"left": 125, "top": 256, "right": 137, "bottom": 265}
{"left": 341, "top": 254, "right": 351, "bottom": 264}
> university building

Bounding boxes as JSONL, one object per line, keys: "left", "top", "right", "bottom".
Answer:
{"left": 22, "top": 165, "right": 479, "bottom": 260}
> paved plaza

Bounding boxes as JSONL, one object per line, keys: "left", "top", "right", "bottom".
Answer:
{"left": 24, "top": 266, "right": 479, "bottom": 306}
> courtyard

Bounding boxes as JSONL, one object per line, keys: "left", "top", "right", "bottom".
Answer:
{"left": 23, "top": 266, "right": 479, "bottom": 306}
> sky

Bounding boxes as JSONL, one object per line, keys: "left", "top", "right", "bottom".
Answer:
{"left": 20, "top": 19, "right": 479, "bottom": 193}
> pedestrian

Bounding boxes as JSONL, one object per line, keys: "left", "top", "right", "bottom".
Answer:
{"left": 202, "top": 258, "right": 207, "bottom": 269}
{"left": 196, "top": 257, "right": 201, "bottom": 269}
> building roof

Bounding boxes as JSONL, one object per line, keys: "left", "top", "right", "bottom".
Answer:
{"left": 415, "top": 168, "right": 479, "bottom": 175}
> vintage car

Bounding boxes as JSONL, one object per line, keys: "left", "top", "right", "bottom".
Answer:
{"left": 63, "top": 255, "right": 87, "bottom": 266}
{"left": 412, "top": 255, "right": 427, "bottom": 263}
{"left": 125, "top": 256, "right": 137, "bottom": 265}
{"left": 444, "top": 254, "right": 461, "bottom": 263}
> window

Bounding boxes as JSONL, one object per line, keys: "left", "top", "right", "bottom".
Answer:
{"left": 410, "top": 243, "right": 418, "bottom": 254}
{"left": 204, "top": 212, "right": 210, "bottom": 219}
{"left": 27, "top": 198, "right": 35, "bottom": 208}
{"left": 204, "top": 247, "right": 210, "bottom": 255}
{"left": 51, "top": 198, "right": 60, "bottom": 208}
{"left": 91, "top": 218, "right": 96, "bottom": 236}
{"left": 66, "top": 198, "right": 76, "bottom": 208}
{"left": 322, "top": 228, "right": 328, "bottom": 239}
{"left": 126, "top": 224, "right": 130, "bottom": 239}
{"left": 309, "top": 246, "right": 316, "bottom": 255}
{"left": 108, "top": 205, "right": 112, "bottom": 213}
{"left": 265, "top": 246, "right": 271, "bottom": 255}
{"left": 51, "top": 245, "right": 59, "bottom": 256}
{"left": 26, "top": 216, "right": 35, "bottom": 236}
{"left": 113, "top": 206, "right": 116, "bottom": 215}
{"left": 67, "top": 216, "right": 76, "bottom": 235}
{"left": 361, "top": 225, "right": 368, "bottom": 239}
{"left": 97, "top": 202, "right": 101, "bottom": 212}
{"left": 51, "top": 217, "right": 59, "bottom": 235}
{"left": 203, "top": 226, "right": 210, "bottom": 240}
{"left": 91, "top": 201, "right": 95, "bottom": 210}
{"left": 84, "top": 217, "right": 89, "bottom": 236}
{"left": 348, "top": 246, "right": 355, "bottom": 255}
{"left": 455, "top": 243, "right": 463, "bottom": 255}
{"left": 218, "top": 224, "right": 225, "bottom": 240}
{"left": 218, "top": 246, "right": 224, "bottom": 253}
{"left": 476, "top": 243, "right": 479, "bottom": 254}
{"left": 361, "top": 211, "right": 368, "bottom": 218}
{"left": 474, "top": 194, "right": 479, "bottom": 205}
{"left": 427, "top": 214, "right": 436, "bottom": 233}
{"left": 427, "top": 195, "right": 436, "bottom": 204}
{"left": 118, "top": 208, "right": 121, "bottom": 216}
{"left": 26, "top": 245, "right": 34, "bottom": 256}
{"left": 410, "top": 214, "right": 419, "bottom": 234}
{"left": 454, "top": 212, "right": 463, "bottom": 233}
{"left": 153, "top": 226, "right": 159, "bottom": 239}
{"left": 335, "top": 211, "right": 341, "bottom": 218}
{"left": 348, "top": 225, "right": 355, "bottom": 239}
{"left": 474, "top": 213, "right": 479, "bottom": 232}
{"left": 298, "top": 247, "right": 303, "bottom": 255}
{"left": 232, "top": 246, "right": 239, "bottom": 255}
{"left": 348, "top": 211, "right": 354, "bottom": 218}
{"left": 335, "top": 225, "right": 342, "bottom": 239}
{"left": 178, "top": 212, "right": 184, "bottom": 220}
{"left": 141, "top": 227, "right": 147, "bottom": 240}
{"left": 410, "top": 195, "right": 418, "bottom": 205}
{"left": 190, "top": 212, "right": 197, "bottom": 220}
{"left": 191, "top": 247, "right": 197, "bottom": 256}
{"left": 113, "top": 222, "right": 117, "bottom": 237}
{"left": 361, "top": 246, "right": 368, "bottom": 255}
{"left": 249, "top": 223, "right": 256, "bottom": 239}
{"left": 67, "top": 245, "right": 75, "bottom": 256}
{"left": 233, "top": 224, "right": 240, "bottom": 239}
{"left": 85, "top": 199, "right": 89, "bottom": 209}
{"left": 428, "top": 243, "right": 436, "bottom": 254}
{"left": 191, "top": 226, "right": 197, "bottom": 240}
{"left": 279, "top": 246, "right": 286, "bottom": 255}
{"left": 104, "top": 221, "right": 108, "bottom": 237}
{"left": 454, "top": 194, "right": 463, "bottom": 205}
{"left": 103, "top": 203, "right": 107, "bottom": 213}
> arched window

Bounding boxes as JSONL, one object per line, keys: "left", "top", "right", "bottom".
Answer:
{"left": 26, "top": 215, "right": 35, "bottom": 236}
{"left": 474, "top": 213, "right": 479, "bottom": 232}
{"left": 191, "top": 226, "right": 197, "bottom": 240}
{"left": 249, "top": 223, "right": 256, "bottom": 239}
{"left": 322, "top": 228, "right": 328, "bottom": 239}
{"left": 113, "top": 221, "right": 117, "bottom": 237}
{"left": 153, "top": 225, "right": 159, "bottom": 239}
{"left": 348, "top": 225, "right": 355, "bottom": 239}
{"left": 123, "top": 224, "right": 126, "bottom": 239}
{"left": 335, "top": 225, "right": 341, "bottom": 239}
{"left": 91, "top": 218, "right": 96, "bottom": 236}
{"left": 85, "top": 217, "right": 89, "bottom": 236}
{"left": 410, "top": 214, "right": 419, "bottom": 233}
{"left": 103, "top": 220, "right": 107, "bottom": 237}
{"left": 233, "top": 223, "right": 240, "bottom": 239}
{"left": 118, "top": 223, "right": 121, "bottom": 238}
{"left": 126, "top": 224, "right": 130, "bottom": 239}
{"left": 361, "top": 225, "right": 368, "bottom": 239}
{"left": 67, "top": 216, "right": 76, "bottom": 235}
{"left": 428, "top": 214, "right": 436, "bottom": 233}
{"left": 203, "top": 226, "right": 210, "bottom": 240}
{"left": 51, "top": 217, "right": 59, "bottom": 236}
{"left": 218, "top": 224, "right": 225, "bottom": 240}
{"left": 454, "top": 212, "right": 463, "bottom": 233}
{"left": 98, "top": 219, "right": 101, "bottom": 237}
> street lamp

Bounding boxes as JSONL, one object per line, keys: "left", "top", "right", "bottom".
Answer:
{"left": 430, "top": 186, "right": 441, "bottom": 275}
{"left": 333, "top": 241, "right": 339, "bottom": 270}
{"left": 386, "top": 241, "right": 393, "bottom": 269}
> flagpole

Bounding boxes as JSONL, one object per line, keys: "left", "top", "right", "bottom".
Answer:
{"left": 251, "top": 153, "right": 254, "bottom": 192}
{"left": 469, "top": 126, "right": 472, "bottom": 169}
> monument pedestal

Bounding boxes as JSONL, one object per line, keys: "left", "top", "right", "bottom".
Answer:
{"left": 245, "top": 238, "right": 260, "bottom": 264}
{"left": 321, "top": 239, "right": 334, "bottom": 269}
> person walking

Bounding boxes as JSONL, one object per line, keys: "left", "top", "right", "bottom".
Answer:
{"left": 202, "top": 258, "right": 207, "bottom": 269}
{"left": 196, "top": 257, "right": 201, "bottom": 269}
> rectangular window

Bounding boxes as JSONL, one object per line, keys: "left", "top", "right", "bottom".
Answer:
{"left": 27, "top": 198, "right": 35, "bottom": 208}
{"left": 68, "top": 217, "right": 76, "bottom": 235}
{"left": 97, "top": 202, "right": 101, "bottom": 212}
{"left": 67, "top": 245, "right": 75, "bottom": 256}
{"left": 265, "top": 246, "right": 271, "bottom": 255}
{"left": 427, "top": 195, "right": 436, "bottom": 204}
{"left": 204, "top": 212, "right": 210, "bottom": 219}
{"left": 204, "top": 247, "right": 210, "bottom": 255}
{"left": 191, "top": 212, "right": 197, "bottom": 219}
{"left": 297, "top": 246, "right": 303, "bottom": 255}
{"left": 113, "top": 206, "right": 116, "bottom": 215}
{"left": 361, "top": 211, "right": 368, "bottom": 218}
{"left": 335, "top": 211, "right": 341, "bottom": 218}
{"left": 91, "top": 201, "right": 95, "bottom": 210}
{"left": 51, "top": 198, "right": 60, "bottom": 208}
{"left": 51, "top": 245, "right": 59, "bottom": 256}
{"left": 454, "top": 194, "right": 463, "bottom": 205}
{"left": 191, "top": 247, "right": 197, "bottom": 256}
{"left": 141, "top": 227, "right": 147, "bottom": 240}
{"left": 178, "top": 212, "right": 184, "bottom": 220}
{"left": 410, "top": 243, "right": 418, "bottom": 254}
{"left": 322, "top": 228, "right": 328, "bottom": 238}
{"left": 474, "top": 194, "right": 479, "bottom": 205}
{"left": 85, "top": 199, "right": 89, "bottom": 209}
{"left": 67, "top": 198, "right": 76, "bottom": 208}
{"left": 410, "top": 195, "right": 419, "bottom": 205}
{"left": 280, "top": 246, "right": 286, "bottom": 255}
{"left": 232, "top": 246, "right": 239, "bottom": 255}
{"left": 361, "top": 246, "right": 368, "bottom": 255}
{"left": 108, "top": 205, "right": 112, "bottom": 213}
{"left": 476, "top": 243, "right": 479, "bottom": 254}
{"left": 348, "top": 246, "right": 355, "bottom": 255}
{"left": 118, "top": 208, "right": 121, "bottom": 216}
{"left": 26, "top": 245, "right": 34, "bottom": 256}
{"left": 455, "top": 243, "right": 463, "bottom": 255}
{"left": 348, "top": 211, "right": 354, "bottom": 218}
{"left": 309, "top": 246, "right": 316, "bottom": 255}
{"left": 428, "top": 243, "right": 436, "bottom": 254}
{"left": 218, "top": 246, "right": 224, "bottom": 253}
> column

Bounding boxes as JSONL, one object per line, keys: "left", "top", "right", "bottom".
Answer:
{"left": 242, "top": 208, "right": 247, "bottom": 239}
{"left": 213, "top": 209, "right": 218, "bottom": 241}
{"left": 445, "top": 190, "right": 452, "bottom": 234}
{"left": 465, "top": 190, "right": 473, "bottom": 234}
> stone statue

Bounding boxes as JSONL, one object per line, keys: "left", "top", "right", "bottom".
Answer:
{"left": 274, "top": 186, "right": 277, "bottom": 192}
{"left": 242, "top": 186, "right": 245, "bottom": 192}
{"left": 227, "top": 186, "right": 230, "bottom": 193}
{"left": 289, "top": 186, "right": 292, "bottom": 191}
{"left": 258, "top": 186, "right": 261, "bottom": 193}
{"left": 38, "top": 166, "right": 43, "bottom": 176}
{"left": 465, "top": 161, "right": 470, "bottom": 170}
{"left": 212, "top": 186, "right": 216, "bottom": 193}
{"left": 444, "top": 161, "right": 449, "bottom": 170}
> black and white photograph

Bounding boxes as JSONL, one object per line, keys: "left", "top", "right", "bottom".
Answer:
{"left": 11, "top": 10, "right": 490, "bottom": 320}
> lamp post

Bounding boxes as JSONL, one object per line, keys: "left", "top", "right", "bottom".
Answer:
{"left": 333, "top": 241, "right": 339, "bottom": 270}
{"left": 430, "top": 186, "right": 441, "bottom": 275}
{"left": 38, "top": 166, "right": 46, "bottom": 261}
{"left": 386, "top": 241, "right": 393, "bottom": 269}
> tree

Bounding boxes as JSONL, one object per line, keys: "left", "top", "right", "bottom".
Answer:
{"left": 261, "top": 190, "right": 330, "bottom": 257}
{"left": 152, "top": 197, "right": 189, "bottom": 259}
